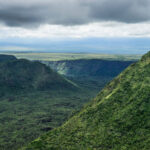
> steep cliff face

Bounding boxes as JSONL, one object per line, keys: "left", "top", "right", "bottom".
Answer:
{"left": 25, "top": 52, "right": 150, "bottom": 150}
{"left": 42, "top": 59, "right": 134, "bottom": 78}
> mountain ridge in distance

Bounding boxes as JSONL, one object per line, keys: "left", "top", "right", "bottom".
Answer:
{"left": 0, "top": 55, "right": 77, "bottom": 96}
{"left": 24, "top": 51, "right": 150, "bottom": 150}
{"left": 0, "top": 54, "right": 17, "bottom": 62}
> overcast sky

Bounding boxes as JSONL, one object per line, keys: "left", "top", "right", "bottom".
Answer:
{"left": 0, "top": 0, "right": 150, "bottom": 53}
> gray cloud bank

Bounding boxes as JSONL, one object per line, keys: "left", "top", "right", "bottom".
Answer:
{"left": 0, "top": 0, "right": 150, "bottom": 27}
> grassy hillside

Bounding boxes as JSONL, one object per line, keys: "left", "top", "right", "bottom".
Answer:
{"left": 0, "top": 58, "right": 76, "bottom": 95}
{"left": 24, "top": 52, "right": 150, "bottom": 150}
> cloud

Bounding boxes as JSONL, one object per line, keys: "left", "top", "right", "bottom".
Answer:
{"left": 88, "top": 0, "right": 150, "bottom": 23}
{"left": 0, "top": 0, "right": 150, "bottom": 27}
{"left": 0, "top": 22, "right": 150, "bottom": 39}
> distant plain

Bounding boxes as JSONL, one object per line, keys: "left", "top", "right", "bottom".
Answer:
{"left": 0, "top": 52, "right": 141, "bottom": 61}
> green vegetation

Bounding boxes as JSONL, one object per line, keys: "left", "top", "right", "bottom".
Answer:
{"left": 0, "top": 58, "right": 76, "bottom": 94}
{"left": 0, "top": 56, "right": 80, "bottom": 150}
{"left": 0, "top": 90, "right": 95, "bottom": 150}
{"left": 0, "top": 52, "right": 141, "bottom": 61}
{"left": 0, "top": 54, "right": 134, "bottom": 149}
{"left": 0, "top": 55, "right": 108, "bottom": 150}
{"left": 24, "top": 52, "right": 150, "bottom": 150}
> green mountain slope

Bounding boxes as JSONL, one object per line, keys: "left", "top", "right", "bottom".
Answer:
{"left": 25, "top": 52, "right": 150, "bottom": 150}
{"left": 0, "top": 57, "right": 76, "bottom": 95}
